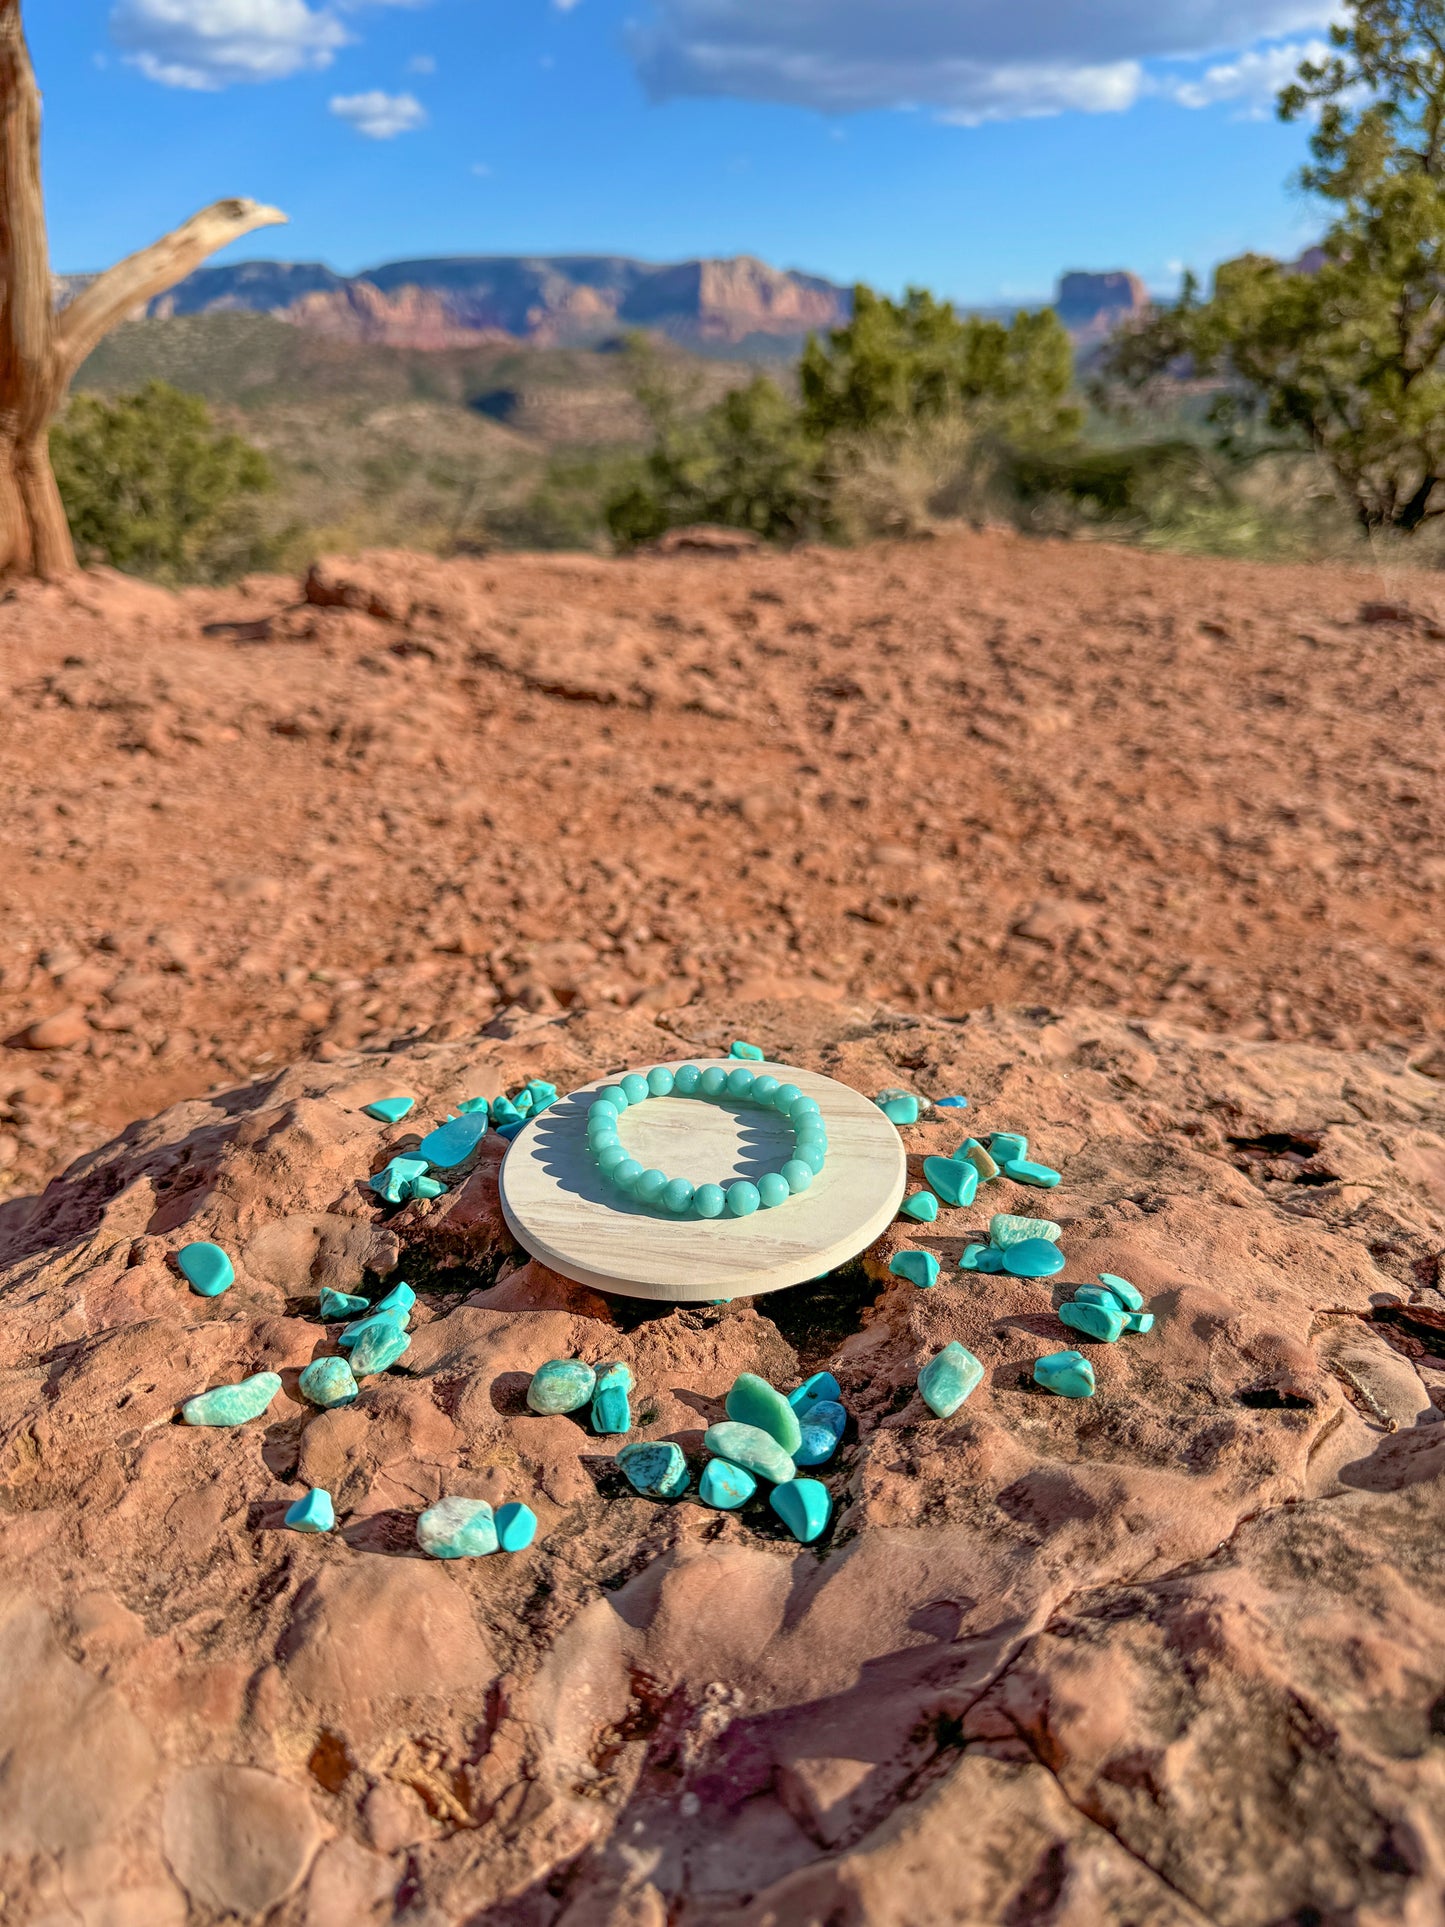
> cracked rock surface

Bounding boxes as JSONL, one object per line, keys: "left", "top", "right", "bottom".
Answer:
{"left": 1, "top": 995, "right": 1443, "bottom": 1925}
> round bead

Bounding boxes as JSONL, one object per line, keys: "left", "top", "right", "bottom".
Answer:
{"left": 694, "top": 1183, "right": 726, "bottom": 1218}
{"left": 621, "top": 1073, "right": 650, "bottom": 1105}
{"left": 788, "top": 1095, "right": 821, "bottom": 1121}
{"left": 725, "top": 1067, "right": 755, "bottom": 1098}
{"left": 751, "top": 1074, "right": 781, "bottom": 1102}
{"left": 781, "top": 1159, "right": 814, "bottom": 1194}
{"left": 612, "top": 1158, "right": 644, "bottom": 1191}
{"left": 726, "top": 1181, "right": 761, "bottom": 1217}
{"left": 646, "top": 1066, "right": 675, "bottom": 1097}
{"left": 699, "top": 1066, "right": 728, "bottom": 1098}
{"left": 773, "top": 1083, "right": 802, "bottom": 1111}
{"left": 757, "top": 1172, "right": 790, "bottom": 1209}
{"left": 661, "top": 1177, "right": 696, "bottom": 1213}
{"left": 588, "top": 1127, "right": 620, "bottom": 1155}
{"left": 598, "top": 1084, "right": 630, "bottom": 1112}
{"left": 794, "top": 1132, "right": 828, "bottom": 1159}
{"left": 596, "top": 1143, "right": 629, "bottom": 1174}
{"left": 633, "top": 1167, "right": 668, "bottom": 1205}
{"left": 589, "top": 1098, "right": 620, "bottom": 1123}
{"left": 800, "top": 1144, "right": 826, "bottom": 1174}
{"left": 673, "top": 1063, "right": 701, "bottom": 1095}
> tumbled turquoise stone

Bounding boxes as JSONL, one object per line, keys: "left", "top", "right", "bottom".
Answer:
{"left": 493, "top": 1121, "right": 524, "bottom": 1144}
{"left": 339, "top": 1309, "right": 407, "bottom": 1349}
{"left": 417, "top": 1496, "right": 497, "bottom": 1559}
{"left": 794, "top": 1421, "right": 840, "bottom": 1466}
{"left": 700, "top": 1066, "right": 729, "bottom": 1097}
{"left": 1123, "top": 1311, "right": 1155, "bottom": 1333}
{"left": 1075, "top": 1284, "right": 1125, "bottom": 1311}
{"left": 726, "top": 1373, "right": 803, "bottom": 1453}
{"left": 490, "top": 1095, "right": 522, "bottom": 1125}
{"left": 962, "top": 1139, "right": 1001, "bottom": 1181}
{"left": 890, "top": 1249, "right": 940, "bottom": 1289}
{"left": 524, "top": 1080, "right": 559, "bottom": 1112}
{"left": 988, "top": 1133, "right": 1029, "bottom": 1164}
{"left": 181, "top": 1372, "right": 281, "bottom": 1427}
{"left": 375, "top": 1280, "right": 415, "bottom": 1318}
{"left": 457, "top": 1095, "right": 489, "bottom": 1114}
{"left": 591, "top": 1362, "right": 632, "bottom": 1435}
{"left": 285, "top": 1488, "right": 335, "bottom": 1533}
{"left": 318, "top": 1287, "right": 368, "bottom": 1318}
{"left": 803, "top": 1398, "right": 846, "bottom": 1439}
{"left": 633, "top": 1168, "right": 668, "bottom": 1205}
{"left": 351, "top": 1320, "right": 412, "bottom": 1376}
{"left": 369, "top": 1156, "right": 430, "bottom": 1204}
{"left": 703, "top": 1421, "right": 795, "bottom": 1484}
{"left": 770, "top": 1478, "right": 830, "bottom": 1543}
{"left": 1002, "top": 1238, "right": 1066, "bottom": 1279}
{"left": 612, "top": 1158, "right": 645, "bottom": 1191}
{"left": 616, "top": 1440, "right": 689, "bottom": 1498}
{"left": 699, "top": 1458, "right": 758, "bottom": 1509}
{"left": 727, "top": 1181, "right": 761, "bottom": 1217}
{"left": 752, "top": 1074, "right": 781, "bottom": 1102}
{"left": 512, "top": 1089, "right": 535, "bottom": 1118}
{"left": 527, "top": 1358, "right": 597, "bottom": 1414}
{"left": 415, "top": 1172, "right": 448, "bottom": 1195}
{"left": 673, "top": 1064, "right": 702, "bottom": 1094}
{"left": 960, "top": 1244, "right": 1005, "bottom": 1273}
{"left": 1034, "top": 1350, "right": 1096, "bottom": 1398}
{"left": 178, "top": 1242, "right": 234, "bottom": 1298}
{"left": 496, "top": 1501, "right": 537, "bottom": 1550}
{"left": 936, "top": 1095, "right": 969, "bottom": 1109}
{"left": 661, "top": 1177, "right": 696, "bottom": 1213}
{"left": 299, "top": 1357, "right": 359, "bottom": 1408}
{"left": 877, "top": 1093, "right": 920, "bottom": 1126}
{"left": 646, "top": 1065, "right": 675, "bottom": 1097}
{"left": 757, "top": 1172, "right": 791, "bottom": 1209}
{"left": 1060, "top": 1299, "right": 1124, "bottom": 1344}
{"left": 780, "top": 1160, "right": 814, "bottom": 1194}
{"left": 921, "top": 1155, "right": 979, "bottom": 1208}
{"left": 788, "top": 1371, "right": 841, "bottom": 1410}
{"left": 990, "top": 1213, "right": 1061, "bottom": 1248}
{"left": 918, "top": 1341, "right": 984, "bottom": 1417}
{"left": 694, "top": 1183, "right": 726, "bottom": 1218}
{"left": 1005, "top": 1159, "right": 1061, "bottom": 1189}
{"left": 901, "top": 1191, "right": 938, "bottom": 1222}
{"left": 598, "top": 1084, "right": 630, "bottom": 1111}
{"left": 730, "top": 1039, "right": 766, "bottom": 1061}
{"left": 363, "top": 1096, "right": 414, "bottom": 1123}
{"left": 621, "top": 1073, "right": 650, "bottom": 1105}
{"left": 418, "top": 1112, "right": 488, "bottom": 1169}
{"left": 1098, "top": 1272, "right": 1145, "bottom": 1312}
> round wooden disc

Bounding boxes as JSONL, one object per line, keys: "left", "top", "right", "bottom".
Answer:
{"left": 499, "top": 1059, "right": 906, "bottom": 1302}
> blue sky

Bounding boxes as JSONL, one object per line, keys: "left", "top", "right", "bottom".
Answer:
{"left": 34, "top": 1, "right": 1333, "bottom": 304}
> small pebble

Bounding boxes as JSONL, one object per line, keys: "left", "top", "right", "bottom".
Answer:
{"left": 417, "top": 1112, "right": 488, "bottom": 1169}
{"left": 877, "top": 1092, "right": 920, "bottom": 1126}
{"left": 1059, "top": 1299, "right": 1124, "bottom": 1343}
{"left": 921, "top": 1154, "right": 979, "bottom": 1208}
{"left": 362, "top": 1096, "right": 414, "bottom": 1123}
{"left": 961, "top": 1138, "right": 1001, "bottom": 1182}
{"left": 1098, "top": 1272, "right": 1145, "bottom": 1312}
{"left": 374, "top": 1280, "right": 415, "bottom": 1318}
{"left": 616, "top": 1441, "right": 689, "bottom": 1498}
{"left": 702, "top": 1421, "right": 795, "bottom": 1484}
{"left": 298, "top": 1357, "right": 359, "bottom": 1408}
{"left": 285, "top": 1489, "right": 335, "bottom": 1533}
{"left": 417, "top": 1496, "right": 497, "bottom": 1559}
{"left": 901, "top": 1190, "right": 939, "bottom": 1222}
{"left": 591, "top": 1361, "right": 633, "bottom": 1435}
{"left": 1001, "top": 1237, "right": 1066, "bottom": 1279}
{"left": 989, "top": 1213, "right": 1061, "bottom": 1248}
{"left": 1034, "top": 1351, "right": 1096, "bottom": 1398}
{"left": 1004, "top": 1158, "right": 1062, "bottom": 1189}
{"left": 318, "top": 1287, "right": 368, "bottom": 1318}
{"left": 890, "top": 1249, "right": 940, "bottom": 1289}
{"left": 350, "top": 1320, "right": 412, "bottom": 1376}
{"left": 495, "top": 1501, "right": 538, "bottom": 1550}
{"left": 769, "top": 1478, "right": 831, "bottom": 1543}
{"left": 725, "top": 1372, "right": 802, "bottom": 1454}
{"left": 788, "top": 1371, "right": 841, "bottom": 1411}
{"left": 181, "top": 1372, "right": 281, "bottom": 1427}
{"left": 699, "top": 1458, "right": 758, "bottom": 1509}
{"left": 177, "top": 1242, "right": 234, "bottom": 1298}
{"left": 988, "top": 1133, "right": 1028, "bottom": 1165}
{"left": 935, "top": 1095, "right": 969, "bottom": 1109}
{"left": 918, "top": 1341, "right": 983, "bottom": 1417}
{"left": 729, "top": 1040, "right": 766, "bottom": 1061}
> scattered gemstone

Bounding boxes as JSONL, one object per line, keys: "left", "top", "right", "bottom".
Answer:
{"left": 794, "top": 1422, "right": 841, "bottom": 1466}
{"left": 318, "top": 1287, "right": 368, "bottom": 1318}
{"left": 788, "top": 1371, "right": 841, "bottom": 1411}
{"left": 918, "top": 1341, "right": 983, "bottom": 1417}
{"left": 298, "top": 1357, "right": 359, "bottom": 1408}
{"left": 770, "top": 1478, "right": 831, "bottom": 1543}
{"left": 496, "top": 1501, "right": 538, "bottom": 1551}
{"left": 1004, "top": 1158, "right": 1062, "bottom": 1189}
{"left": 901, "top": 1190, "right": 939, "bottom": 1222}
{"left": 1034, "top": 1351, "right": 1096, "bottom": 1398}
{"left": 369, "top": 1156, "right": 430, "bottom": 1204}
{"left": 699, "top": 1458, "right": 758, "bottom": 1509}
{"left": 285, "top": 1489, "right": 335, "bottom": 1533}
{"left": 958, "top": 1244, "right": 989, "bottom": 1271}
{"left": 1098, "top": 1272, "right": 1145, "bottom": 1312}
{"left": 362, "top": 1096, "right": 414, "bottom": 1123}
{"left": 350, "top": 1320, "right": 412, "bottom": 1376}
{"left": 177, "top": 1242, "right": 234, "bottom": 1298}
{"left": 339, "top": 1309, "right": 407, "bottom": 1350}
{"left": 527, "top": 1358, "right": 597, "bottom": 1415}
{"left": 1123, "top": 1311, "right": 1155, "bottom": 1333}
{"left": 961, "top": 1138, "right": 1001, "bottom": 1182}
{"left": 457, "top": 1095, "right": 489, "bottom": 1114}
{"left": 1059, "top": 1300, "right": 1125, "bottom": 1344}
{"left": 802, "top": 1398, "right": 847, "bottom": 1439}
{"left": 989, "top": 1213, "right": 1061, "bottom": 1248}
{"left": 417, "top": 1496, "right": 497, "bottom": 1559}
{"left": 987, "top": 1133, "right": 1029, "bottom": 1165}
{"left": 935, "top": 1095, "right": 969, "bottom": 1109}
{"left": 1001, "top": 1237, "right": 1066, "bottom": 1279}
{"left": 374, "top": 1280, "right": 415, "bottom": 1317}
{"left": 702, "top": 1421, "right": 796, "bottom": 1484}
{"left": 890, "top": 1249, "right": 941, "bottom": 1289}
{"left": 524, "top": 1080, "right": 559, "bottom": 1112}
{"left": 1075, "top": 1284, "right": 1125, "bottom": 1310}
{"left": 729, "top": 1040, "right": 766, "bottom": 1061}
{"left": 921, "top": 1155, "right": 979, "bottom": 1208}
{"left": 494, "top": 1120, "right": 525, "bottom": 1142}
{"left": 591, "top": 1361, "right": 633, "bottom": 1435}
{"left": 512, "top": 1089, "right": 535, "bottom": 1118}
{"left": 877, "top": 1093, "right": 920, "bottom": 1126}
{"left": 616, "top": 1441, "right": 690, "bottom": 1498}
{"left": 490, "top": 1095, "right": 523, "bottom": 1124}
{"left": 725, "top": 1372, "right": 803, "bottom": 1454}
{"left": 181, "top": 1372, "right": 282, "bottom": 1427}
{"left": 417, "top": 1112, "right": 488, "bottom": 1169}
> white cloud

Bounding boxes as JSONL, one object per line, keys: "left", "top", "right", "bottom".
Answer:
{"left": 329, "top": 87, "right": 428, "bottom": 135}
{"left": 406, "top": 51, "right": 436, "bottom": 73}
{"left": 111, "top": 0, "right": 349, "bottom": 89}
{"left": 629, "top": 0, "right": 1336, "bottom": 122}
{"left": 1165, "top": 37, "right": 1329, "bottom": 115}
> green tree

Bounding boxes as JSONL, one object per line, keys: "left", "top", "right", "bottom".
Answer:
{"left": 1110, "top": 0, "right": 1445, "bottom": 533}
{"left": 51, "top": 380, "right": 277, "bottom": 581}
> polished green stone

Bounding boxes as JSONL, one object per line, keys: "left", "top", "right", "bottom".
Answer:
{"left": 1123, "top": 1310, "right": 1155, "bottom": 1333}
{"left": 1034, "top": 1351, "right": 1096, "bottom": 1398}
{"left": 490, "top": 1095, "right": 523, "bottom": 1125}
{"left": 298, "top": 1357, "right": 359, "bottom": 1408}
{"left": 1059, "top": 1299, "right": 1124, "bottom": 1343}
{"left": 511, "top": 1088, "right": 535, "bottom": 1117}
{"left": 369, "top": 1156, "right": 430, "bottom": 1204}
{"left": 936, "top": 1095, "right": 969, "bottom": 1109}
{"left": 616, "top": 1440, "right": 689, "bottom": 1498}
{"left": 699, "top": 1458, "right": 757, "bottom": 1509}
{"left": 703, "top": 1421, "right": 795, "bottom": 1483}
{"left": 794, "top": 1419, "right": 841, "bottom": 1466}
{"left": 457, "top": 1095, "right": 489, "bottom": 1114}
{"left": 1075, "top": 1284, "right": 1125, "bottom": 1311}
{"left": 890, "top": 1249, "right": 940, "bottom": 1289}
{"left": 285, "top": 1488, "right": 334, "bottom": 1533}
{"left": 318, "top": 1287, "right": 368, "bottom": 1318}
{"left": 961, "top": 1139, "right": 1001, "bottom": 1182}
{"left": 375, "top": 1280, "right": 414, "bottom": 1318}
{"left": 877, "top": 1092, "right": 920, "bottom": 1126}
{"left": 730, "top": 1040, "right": 766, "bottom": 1061}
{"left": 417, "top": 1496, "right": 497, "bottom": 1559}
{"left": 988, "top": 1133, "right": 1029, "bottom": 1164}
{"left": 1001, "top": 1238, "right": 1065, "bottom": 1279}
{"left": 363, "top": 1096, "right": 415, "bottom": 1123}
{"left": 788, "top": 1371, "right": 841, "bottom": 1411}
{"left": 959, "top": 1243, "right": 1005, "bottom": 1273}
{"left": 769, "top": 1478, "right": 831, "bottom": 1544}
{"left": 918, "top": 1340, "right": 984, "bottom": 1417}
{"left": 1004, "top": 1158, "right": 1062, "bottom": 1189}
{"left": 990, "top": 1213, "right": 1061, "bottom": 1248}
{"left": 725, "top": 1372, "right": 803, "bottom": 1454}
{"left": 1098, "top": 1272, "right": 1145, "bottom": 1312}
{"left": 922, "top": 1155, "right": 979, "bottom": 1208}
{"left": 350, "top": 1320, "right": 412, "bottom": 1376}
{"left": 181, "top": 1372, "right": 281, "bottom": 1427}
{"left": 496, "top": 1501, "right": 538, "bottom": 1550}
{"left": 726, "top": 1181, "right": 761, "bottom": 1217}
{"left": 527, "top": 1358, "right": 597, "bottom": 1414}
{"left": 591, "top": 1362, "right": 633, "bottom": 1435}
{"left": 177, "top": 1241, "right": 234, "bottom": 1298}
{"left": 901, "top": 1191, "right": 938, "bottom": 1222}
{"left": 338, "top": 1308, "right": 407, "bottom": 1349}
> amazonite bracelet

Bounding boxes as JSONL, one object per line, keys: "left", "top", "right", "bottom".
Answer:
{"left": 587, "top": 1064, "right": 827, "bottom": 1218}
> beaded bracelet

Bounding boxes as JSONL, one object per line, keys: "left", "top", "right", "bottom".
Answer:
{"left": 586, "top": 1064, "right": 828, "bottom": 1219}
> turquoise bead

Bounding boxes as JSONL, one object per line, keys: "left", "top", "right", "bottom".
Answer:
{"left": 591, "top": 1362, "right": 633, "bottom": 1435}
{"left": 375, "top": 1280, "right": 414, "bottom": 1317}
{"left": 1005, "top": 1158, "right": 1062, "bottom": 1189}
{"left": 789, "top": 1095, "right": 821, "bottom": 1121}
{"left": 773, "top": 1083, "right": 802, "bottom": 1111}
{"left": 285, "top": 1489, "right": 335, "bottom": 1533}
{"left": 1060, "top": 1299, "right": 1124, "bottom": 1343}
{"left": 725, "top": 1373, "right": 803, "bottom": 1453}
{"left": 496, "top": 1501, "right": 537, "bottom": 1550}
{"left": 527, "top": 1358, "right": 596, "bottom": 1414}
{"left": 598, "top": 1084, "right": 630, "bottom": 1111}
{"left": 612, "top": 1158, "right": 644, "bottom": 1191}
{"left": 661, "top": 1177, "right": 695, "bottom": 1213}
{"left": 673, "top": 1063, "right": 701, "bottom": 1094}
{"left": 703, "top": 1421, "right": 795, "bottom": 1483}
{"left": 794, "top": 1422, "right": 840, "bottom": 1466}
{"left": 726, "top": 1067, "right": 755, "bottom": 1098}
{"left": 621, "top": 1073, "right": 650, "bottom": 1104}
{"left": 922, "top": 1155, "right": 979, "bottom": 1208}
{"left": 699, "top": 1458, "right": 757, "bottom": 1509}
{"left": 298, "top": 1357, "right": 358, "bottom": 1408}
{"left": 918, "top": 1341, "right": 983, "bottom": 1417}
{"left": 757, "top": 1172, "right": 790, "bottom": 1209}
{"left": 726, "top": 1181, "right": 761, "bottom": 1217}
{"left": 616, "top": 1440, "right": 689, "bottom": 1498}
{"left": 890, "top": 1250, "right": 940, "bottom": 1289}
{"left": 363, "top": 1096, "right": 414, "bottom": 1123}
{"left": 417, "top": 1112, "right": 487, "bottom": 1169}
{"left": 990, "top": 1213, "right": 1061, "bottom": 1248}
{"left": 1098, "top": 1272, "right": 1145, "bottom": 1312}
{"left": 694, "top": 1183, "right": 726, "bottom": 1218}
{"left": 646, "top": 1066, "right": 675, "bottom": 1097}
{"left": 318, "top": 1287, "right": 367, "bottom": 1318}
{"left": 633, "top": 1168, "right": 668, "bottom": 1205}
{"left": 800, "top": 1144, "right": 826, "bottom": 1175}
{"left": 770, "top": 1478, "right": 830, "bottom": 1543}
{"left": 1034, "top": 1351, "right": 1095, "bottom": 1398}
{"left": 901, "top": 1191, "right": 938, "bottom": 1222}
{"left": 181, "top": 1372, "right": 281, "bottom": 1427}
{"left": 417, "top": 1497, "right": 497, "bottom": 1559}
{"left": 589, "top": 1099, "right": 620, "bottom": 1126}
{"left": 781, "top": 1160, "right": 814, "bottom": 1194}
{"left": 589, "top": 1127, "right": 620, "bottom": 1155}
{"left": 753, "top": 1074, "right": 781, "bottom": 1102}
{"left": 699, "top": 1066, "right": 729, "bottom": 1097}
{"left": 178, "top": 1241, "right": 234, "bottom": 1298}
{"left": 1002, "top": 1238, "right": 1065, "bottom": 1279}
{"left": 989, "top": 1133, "right": 1029, "bottom": 1164}
{"left": 729, "top": 1039, "right": 766, "bottom": 1061}
{"left": 351, "top": 1320, "right": 411, "bottom": 1377}
{"left": 596, "top": 1143, "right": 629, "bottom": 1175}
{"left": 788, "top": 1371, "right": 841, "bottom": 1410}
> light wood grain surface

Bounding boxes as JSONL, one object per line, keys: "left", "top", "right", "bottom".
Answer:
{"left": 499, "top": 1059, "right": 906, "bottom": 1301}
